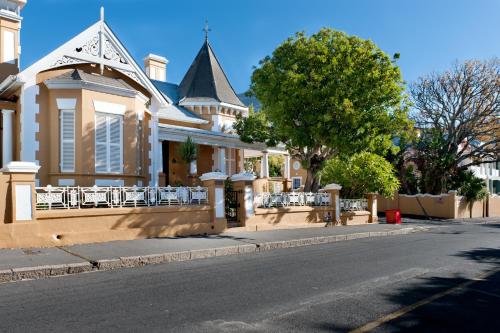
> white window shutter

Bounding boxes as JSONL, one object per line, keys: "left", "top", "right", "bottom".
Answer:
{"left": 109, "top": 115, "right": 122, "bottom": 173}
{"left": 60, "top": 110, "right": 75, "bottom": 172}
{"left": 95, "top": 113, "right": 123, "bottom": 174}
{"left": 95, "top": 113, "right": 108, "bottom": 173}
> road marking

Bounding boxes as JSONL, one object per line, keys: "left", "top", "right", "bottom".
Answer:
{"left": 349, "top": 267, "right": 500, "bottom": 333}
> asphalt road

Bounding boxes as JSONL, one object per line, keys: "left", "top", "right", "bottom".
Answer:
{"left": 1, "top": 222, "right": 500, "bottom": 332}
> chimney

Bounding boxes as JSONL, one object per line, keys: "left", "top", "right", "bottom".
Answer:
{"left": 0, "top": 0, "right": 27, "bottom": 82}
{"left": 144, "top": 54, "right": 168, "bottom": 82}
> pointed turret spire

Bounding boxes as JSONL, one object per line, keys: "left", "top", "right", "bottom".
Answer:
{"left": 179, "top": 38, "right": 245, "bottom": 107}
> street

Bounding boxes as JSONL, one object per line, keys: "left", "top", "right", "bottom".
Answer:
{"left": 1, "top": 222, "right": 500, "bottom": 332}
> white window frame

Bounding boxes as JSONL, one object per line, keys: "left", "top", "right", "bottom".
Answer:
{"left": 95, "top": 112, "right": 123, "bottom": 174}
{"left": 60, "top": 109, "right": 75, "bottom": 173}
{"left": 292, "top": 177, "right": 302, "bottom": 190}
{"left": 225, "top": 148, "right": 236, "bottom": 176}
{"left": 3, "top": 30, "right": 15, "bottom": 64}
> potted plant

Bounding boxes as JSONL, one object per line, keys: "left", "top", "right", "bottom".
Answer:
{"left": 179, "top": 136, "right": 198, "bottom": 175}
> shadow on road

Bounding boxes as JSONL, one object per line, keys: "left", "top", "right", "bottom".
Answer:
{"left": 370, "top": 247, "right": 500, "bottom": 332}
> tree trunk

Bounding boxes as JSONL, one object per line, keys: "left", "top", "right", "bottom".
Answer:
{"left": 303, "top": 159, "right": 323, "bottom": 192}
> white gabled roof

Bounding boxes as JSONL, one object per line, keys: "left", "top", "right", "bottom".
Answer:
{"left": 18, "top": 19, "right": 167, "bottom": 108}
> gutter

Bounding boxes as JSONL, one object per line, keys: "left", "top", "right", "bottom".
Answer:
{"left": 0, "top": 75, "right": 19, "bottom": 96}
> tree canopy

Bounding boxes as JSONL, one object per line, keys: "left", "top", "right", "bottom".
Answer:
{"left": 235, "top": 28, "right": 411, "bottom": 191}
{"left": 404, "top": 58, "right": 500, "bottom": 194}
{"left": 320, "top": 152, "right": 400, "bottom": 198}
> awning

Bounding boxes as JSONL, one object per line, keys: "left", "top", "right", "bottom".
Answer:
{"left": 158, "top": 123, "right": 267, "bottom": 150}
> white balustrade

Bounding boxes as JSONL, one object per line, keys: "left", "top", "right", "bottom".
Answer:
{"left": 35, "top": 185, "right": 208, "bottom": 210}
{"left": 255, "top": 192, "right": 331, "bottom": 208}
{"left": 340, "top": 199, "right": 368, "bottom": 212}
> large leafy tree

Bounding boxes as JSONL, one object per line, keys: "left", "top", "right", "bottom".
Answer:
{"left": 235, "top": 28, "right": 411, "bottom": 191}
{"left": 409, "top": 59, "right": 500, "bottom": 193}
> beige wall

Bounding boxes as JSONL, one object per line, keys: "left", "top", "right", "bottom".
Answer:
{"left": 35, "top": 66, "right": 151, "bottom": 186}
{"left": 377, "top": 192, "right": 489, "bottom": 219}
{"left": 245, "top": 206, "right": 329, "bottom": 231}
{"left": 0, "top": 17, "right": 20, "bottom": 82}
{"left": 0, "top": 205, "right": 226, "bottom": 248}
{"left": 488, "top": 196, "right": 500, "bottom": 217}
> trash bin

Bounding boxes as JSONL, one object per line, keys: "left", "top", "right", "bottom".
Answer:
{"left": 386, "top": 209, "right": 401, "bottom": 224}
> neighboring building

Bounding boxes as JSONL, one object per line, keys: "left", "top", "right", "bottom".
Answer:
{"left": 0, "top": 2, "right": 292, "bottom": 188}
{"left": 469, "top": 161, "right": 500, "bottom": 194}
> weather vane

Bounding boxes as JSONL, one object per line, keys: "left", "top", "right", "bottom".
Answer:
{"left": 203, "top": 20, "right": 211, "bottom": 41}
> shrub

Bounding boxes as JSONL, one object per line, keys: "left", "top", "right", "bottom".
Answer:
{"left": 320, "top": 152, "right": 400, "bottom": 198}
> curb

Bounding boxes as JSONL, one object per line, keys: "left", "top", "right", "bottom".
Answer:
{"left": 1, "top": 226, "right": 428, "bottom": 284}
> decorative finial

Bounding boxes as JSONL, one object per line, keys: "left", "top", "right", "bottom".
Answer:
{"left": 100, "top": 6, "right": 105, "bottom": 22}
{"left": 203, "top": 20, "right": 211, "bottom": 41}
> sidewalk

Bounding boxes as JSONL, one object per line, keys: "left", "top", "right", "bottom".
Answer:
{"left": 3, "top": 217, "right": 499, "bottom": 284}
{"left": 1, "top": 222, "right": 432, "bottom": 284}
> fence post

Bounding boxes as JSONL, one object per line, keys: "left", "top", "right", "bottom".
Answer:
{"left": 0, "top": 162, "right": 40, "bottom": 223}
{"left": 200, "top": 172, "right": 228, "bottom": 231}
{"left": 324, "top": 183, "right": 342, "bottom": 225}
{"left": 231, "top": 172, "right": 257, "bottom": 227}
{"left": 366, "top": 193, "right": 378, "bottom": 223}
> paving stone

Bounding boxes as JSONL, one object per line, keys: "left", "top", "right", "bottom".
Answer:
{"left": 335, "top": 235, "right": 347, "bottom": 241}
{"left": 346, "top": 232, "right": 370, "bottom": 240}
{"left": 238, "top": 244, "right": 257, "bottom": 254}
{"left": 215, "top": 246, "right": 239, "bottom": 257}
{"left": 369, "top": 231, "right": 387, "bottom": 237}
{"left": 12, "top": 266, "right": 51, "bottom": 280}
{"left": 163, "top": 251, "right": 191, "bottom": 262}
{"left": 139, "top": 254, "right": 166, "bottom": 265}
{"left": 120, "top": 256, "right": 142, "bottom": 268}
{"left": 259, "top": 241, "right": 286, "bottom": 251}
{"left": 0, "top": 269, "right": 13, "bottom": 283}
{"left": 96, "top": 259, "right": 122, "bottom": 270}
{"left": 190, "top": 249, "right": 216, "bottom": 259}
{"left": 49, "top": 264, "right": 69, "bottom": 276}
{"left": 67, "top": 262, "right": 93, "bottom": 274}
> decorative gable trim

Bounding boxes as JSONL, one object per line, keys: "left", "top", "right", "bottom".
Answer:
{"left": 19, "top": 20, "right": 166, "bottom": 107}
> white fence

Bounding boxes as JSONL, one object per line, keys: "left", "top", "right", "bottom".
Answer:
{"left": 340, "top": 199, "right": 368, "bottom": 212}
{"left": 36, "top": 185, "right": 209, "bottom": 210}
{"left": 255, "top": 192, "right": 331, "bottom": 208}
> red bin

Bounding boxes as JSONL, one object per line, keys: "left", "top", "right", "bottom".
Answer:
{"left": 386, "top": 209, "right": 401, "bottom": 224}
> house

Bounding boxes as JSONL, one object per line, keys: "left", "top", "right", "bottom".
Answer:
{"left": 0, "top": 1, "right": 281, "bottom": 189}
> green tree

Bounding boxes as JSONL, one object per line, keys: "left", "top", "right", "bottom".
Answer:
{"left": 179, "top": 136, "right": 197, "bottom": 174}
{"left": 320, "top": 152, "right": 400, "bottom": 198}
{"left": 268, "top": 155, "right": 284, "bottom": 177}
{"left": 454, "top": 170, "right": 489, "bottom": 218}
{"left": 235, "top": 28, "right": 411, "bottom": 191}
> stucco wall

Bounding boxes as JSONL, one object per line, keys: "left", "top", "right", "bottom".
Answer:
{"left": 245, "top": 206, "right": 329, "bottom": 231}
{"left": 377, "top": 192, "right": 488, "bottom": 219}
{"left": 34, "top": 66, "right": 151, "bottom": 186}
{"left": 0, "top": 205, "right": 223, "bottom": 248}
{"left": 488, "top": 196, "right": 500, "bottom": 217}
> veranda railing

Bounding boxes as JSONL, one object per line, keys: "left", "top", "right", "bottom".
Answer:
{"left": 340, "top": 199, "right": 368, "bottom": 212}
{"left": 255, "top": 192, "right": 368, "bottom": 211}
{"left": 255, "top": 192, "right": 331, "bottom": 208}
{"left": 35, "top": 185, "right": 208, "bottom": 210}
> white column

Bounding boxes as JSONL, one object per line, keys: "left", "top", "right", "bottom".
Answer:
{"left": 238, "top": 149, "right": 244, "bottom": 173}
{"left": 218, "top": 147, "right": 226, "bottom": 173}
{"left": 2, "top": 109, "right": 14, "bottom": 166}
{"left": 284, "top": 154, "right": 291, "bottom": 179}
{"left": 261, "top": 151, "right": 269, "bottom": 178}
{"left": 151, "top": 113, "right": 160, "bottom": 186}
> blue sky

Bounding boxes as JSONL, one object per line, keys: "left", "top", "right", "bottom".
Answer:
{"left": 21, "top": 0, "right": 500, "bottom": 93}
